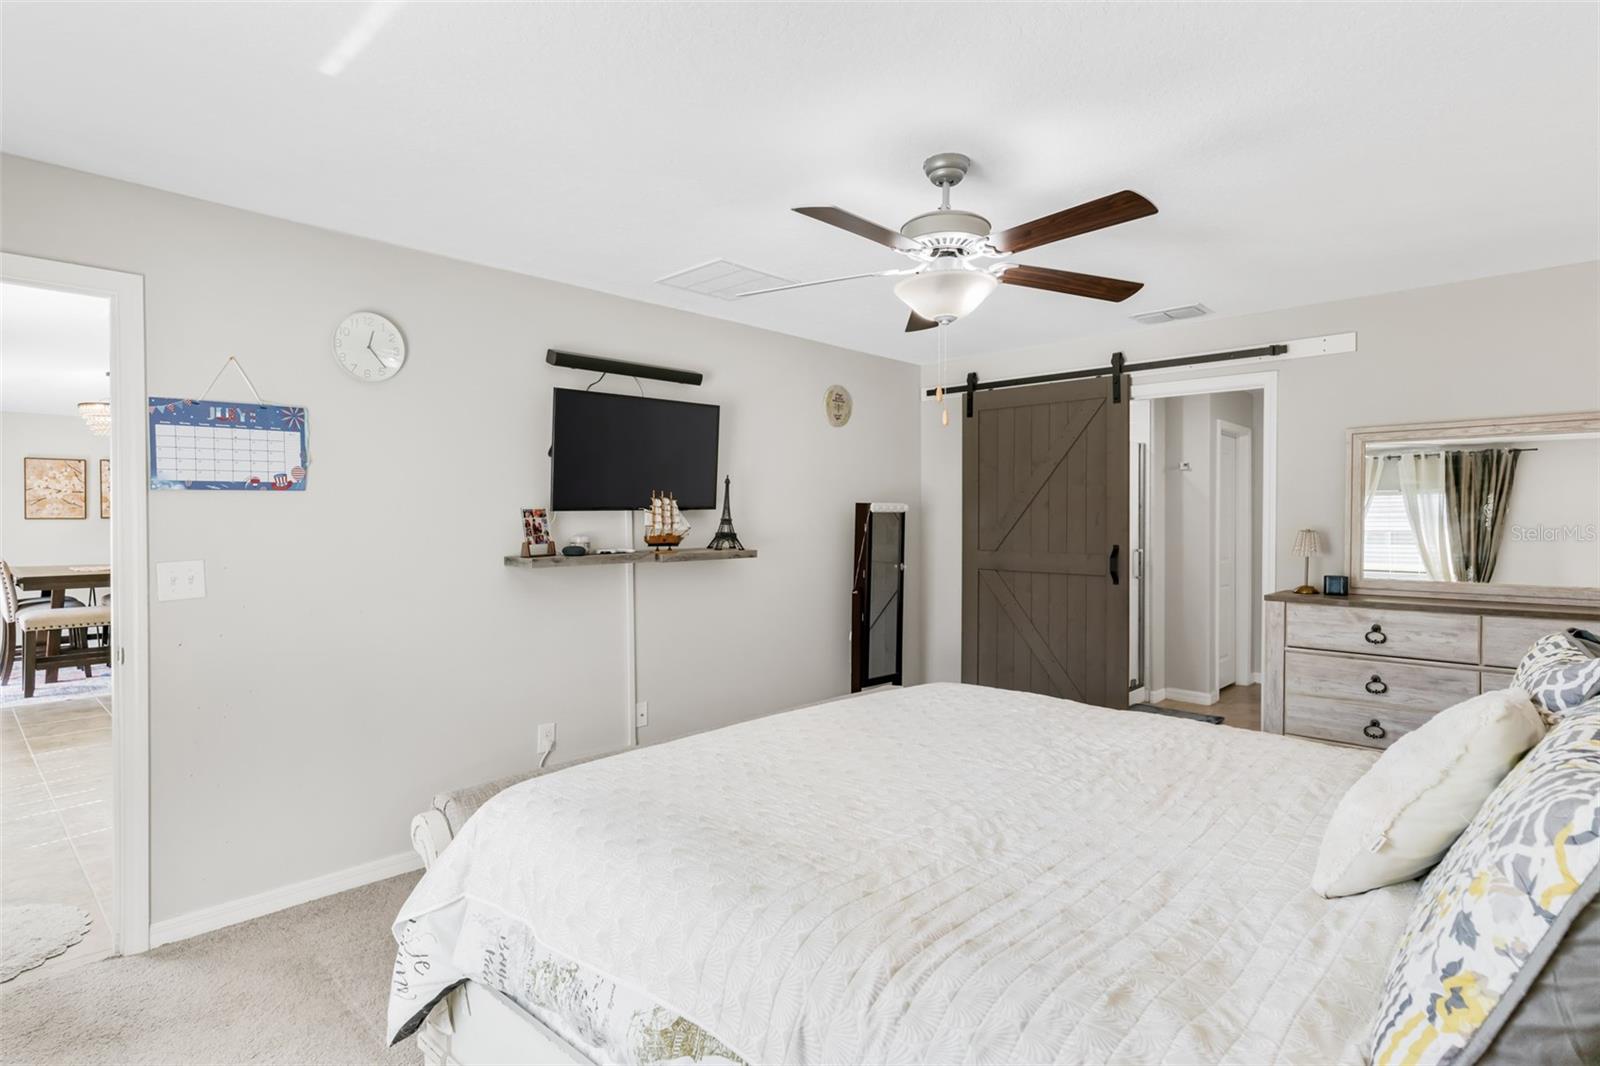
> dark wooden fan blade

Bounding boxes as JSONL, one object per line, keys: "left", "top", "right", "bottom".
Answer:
{"left": 794, "top": 206, "right": 922, "bottom": 253}
{"left": 1000, "top": 265, "right": 1144, "bottom": 302}
{"left": 994, "top": 190, "right": 1157, "bottom": 254}
{"left": 905, "top": 311, "right": 939, "bottom": 332}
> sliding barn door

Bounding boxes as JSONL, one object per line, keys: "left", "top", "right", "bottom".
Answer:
{"left": 962, "top": 379, "right": 1130, "bottom": 708}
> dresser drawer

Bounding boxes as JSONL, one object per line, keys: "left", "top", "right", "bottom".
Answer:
{"left": 1286, "top": 651, "right": 1478, "bottom": 712}
{"left": 1481, "top": 614, "right": 1600, "bottom": 669}
{"left": 1284, "top": 696, "right": 1435, "bottom": 751}
{"left": 1481, "top": 668, "right": 1517, "bottom": 693}
{"left": 1285, "top": 603, "right": 1479, "bottom": 663}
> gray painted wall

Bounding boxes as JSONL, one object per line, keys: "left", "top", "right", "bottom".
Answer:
{"left": 1, "top": 154, "right": 922, "bottom": 924}
{"left": 2, "top": 412, "right": 111, "bottom": 571}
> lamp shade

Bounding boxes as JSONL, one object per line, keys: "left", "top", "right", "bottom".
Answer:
{"left": 894, "top": 266, "right": 998, "bottom": 323}
{"left": 1291, "top": 528, "right": 1323, "bottom": 557}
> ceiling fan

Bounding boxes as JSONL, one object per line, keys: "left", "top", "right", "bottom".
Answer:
{"left": 737, "top": 153, "right": 1157, "bottom": 331}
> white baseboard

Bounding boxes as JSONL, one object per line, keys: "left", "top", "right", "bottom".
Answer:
{"left": 1145, "top": 688, "right": 1166, "bottom": 703}
{"left": 149, "top": 849, "right": 421, "bottom": 948}
{"left": 1249, "top": 671, "right": 1263, "bottom": 685}
{"left": 1161, "top": 687, "right": 1219, "bottom": 706}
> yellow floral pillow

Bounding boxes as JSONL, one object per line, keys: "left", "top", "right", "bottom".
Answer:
{"left": 1367, "top": 708, "right": 1600, "bottom": 1066}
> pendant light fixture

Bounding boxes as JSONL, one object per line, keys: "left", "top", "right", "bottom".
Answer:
{"left": 78, "top": 371, "right": 111, "bottom": 436}
{"left": 78, "top": 400, "right": 111, "bottom": 436}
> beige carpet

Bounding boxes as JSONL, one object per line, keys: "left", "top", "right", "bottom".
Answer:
{"left": 0, "top": 873, "right": 424, "bottom": 1064}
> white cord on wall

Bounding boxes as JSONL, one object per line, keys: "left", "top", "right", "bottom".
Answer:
{"left": 623, "top": 509, "right": 639, "bottom": 748}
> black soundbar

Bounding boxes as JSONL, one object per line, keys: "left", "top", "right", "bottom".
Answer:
{"left": 545, "top": 349, "right": 703, "bottom": 387}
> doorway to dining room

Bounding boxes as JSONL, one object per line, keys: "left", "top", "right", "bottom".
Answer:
{"left": 0, "top": 257, "right": 147, "bottom": 981}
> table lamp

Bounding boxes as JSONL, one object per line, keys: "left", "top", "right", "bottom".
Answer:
{"left": 1292, "top": 528, "right": 1323, "bottom": 594}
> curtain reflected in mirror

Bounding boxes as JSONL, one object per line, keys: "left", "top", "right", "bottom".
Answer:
{"left": 1360, "top": 431, "right": 1600, "bottom": 587}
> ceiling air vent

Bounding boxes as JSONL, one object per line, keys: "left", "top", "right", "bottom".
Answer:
{"left": 657, "top": 259, "right": 795, "bottom": 300}
{"left": 1130, "top": 303, "right": 1210, "bottom": 325}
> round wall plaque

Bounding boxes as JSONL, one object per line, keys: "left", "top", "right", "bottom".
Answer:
{"left": 824, "top": 384, "right": 852, "bottom": 427}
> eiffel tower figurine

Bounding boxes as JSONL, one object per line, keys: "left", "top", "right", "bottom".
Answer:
{"left": 706, "top": 476, "right": 744, "bottom": 551}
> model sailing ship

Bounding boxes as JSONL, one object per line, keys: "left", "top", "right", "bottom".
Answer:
{"left": 644, "top": 490, "right": 691, "bottom": 551}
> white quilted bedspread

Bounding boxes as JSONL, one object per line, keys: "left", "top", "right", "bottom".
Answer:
{"left": 390, "top": 683, "right": 1416, "bottom": 1064}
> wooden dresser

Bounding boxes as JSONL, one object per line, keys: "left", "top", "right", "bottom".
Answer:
{"left": 1262, "top": 590, "right": 1600, "bottom": 749}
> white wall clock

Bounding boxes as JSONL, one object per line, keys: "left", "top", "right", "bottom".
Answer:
{"left": 333, "top": 311, "right": 406, "bottom": 382}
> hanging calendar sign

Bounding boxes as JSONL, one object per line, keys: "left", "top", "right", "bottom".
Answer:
{"left": 147, "top": 397, "right": 309, "bottom": 491}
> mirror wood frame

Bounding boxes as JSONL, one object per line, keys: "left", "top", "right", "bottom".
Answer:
{"left": 1346, "top": 411, "right": 1600, "bottom": 606}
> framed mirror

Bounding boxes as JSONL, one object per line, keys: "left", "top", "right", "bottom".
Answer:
{"left": 1347, "top": 412, "right": 1600, "bottom": 605}
{"left": 851, "top": 502, "right": 907, "bottom": 691}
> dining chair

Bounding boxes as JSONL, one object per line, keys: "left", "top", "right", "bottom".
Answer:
{"left": 17, "top": 605, "right": 111, "bottom": 696}
{"left": 1, "top": 562, "right": 94, "bottom": 690}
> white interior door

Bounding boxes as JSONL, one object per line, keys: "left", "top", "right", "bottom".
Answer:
{"left": 1215, "top": 431, "right": 1238, "bottom": 692}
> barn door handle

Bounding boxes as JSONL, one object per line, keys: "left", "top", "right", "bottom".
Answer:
{"left": 1109, "top": 544, "right": 1120, "bottom": 586}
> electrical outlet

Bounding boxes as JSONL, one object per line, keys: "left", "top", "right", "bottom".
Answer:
{"left": 536, "top": 723, "right": 556, "bottom": 754}
{"left": 635, "top": 701, "right": 649, "bottom": 727}
{"left": 156, "top": 560, "right": 206, "bottom": 601}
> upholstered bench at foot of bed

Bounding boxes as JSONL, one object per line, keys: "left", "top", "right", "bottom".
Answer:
{"left": 408, "top": 716, "right": 749, "bottom": 868}
{"left": 410, "top": 749, "right": 623, "bottom": 869}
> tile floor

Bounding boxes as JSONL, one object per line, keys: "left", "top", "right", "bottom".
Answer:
{"left": 1, "top": 694, "right": 114, "bottom": 985}
{"left": 1157, "top": 682, "right": 1262, "bottom": 731}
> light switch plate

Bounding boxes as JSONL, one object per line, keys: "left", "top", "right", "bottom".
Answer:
{"left": 156, "top": 560, "right": 206, "bottom": 601}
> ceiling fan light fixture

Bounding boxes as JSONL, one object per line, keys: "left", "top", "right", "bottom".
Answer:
{"left": 894, "top": 267, "right": 998, "bottom": 324}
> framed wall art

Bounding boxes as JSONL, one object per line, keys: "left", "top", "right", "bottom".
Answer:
{"left": 24, "top": 456, "right": 87, "bottom": 520}
{"left": 100, "top": 458, "right": 112, "bottom": 519}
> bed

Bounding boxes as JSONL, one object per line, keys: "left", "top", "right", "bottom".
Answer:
{"left": 388, "top": 683, "right": 1417, "bottom": 1065}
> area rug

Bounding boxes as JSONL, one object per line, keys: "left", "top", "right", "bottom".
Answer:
{"left": 1129, "top": 702, "right": 1224, "bottom": 725}
{"left": 0, "top": 666, "right": 112, "bottom": 708}
{"left": 0, "top": 904, "right": 92, "bottom": 983}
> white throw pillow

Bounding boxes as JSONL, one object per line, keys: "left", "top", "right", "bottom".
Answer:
{"left": 1311, "top": 689, "right": 1545, "bottom": 898}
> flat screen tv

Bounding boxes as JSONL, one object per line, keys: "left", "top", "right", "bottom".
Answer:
{"left": 550, "top": 388, "right": 720, "bottom": 511}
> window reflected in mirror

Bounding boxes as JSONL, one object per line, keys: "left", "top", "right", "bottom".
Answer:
{"left": 1359, "top": 431, "right": 1600, "bottom": 587}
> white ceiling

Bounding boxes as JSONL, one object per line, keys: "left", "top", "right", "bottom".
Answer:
{"left": 2, "top": 3, "right": 1596, "bottom": 365}
{"left": 0, "top": 282, "right": 111, "bottom": 416}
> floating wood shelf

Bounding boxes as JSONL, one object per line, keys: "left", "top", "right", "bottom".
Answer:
{"left": 504, "top": 548, "right": 757, "bottom": 569}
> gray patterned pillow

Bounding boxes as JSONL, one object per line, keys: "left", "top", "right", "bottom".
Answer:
{"left": 1367, "top": 707, "right": 1600, "bottom": 1065}
{"left": 1511, "top": 630, "right": 1600, "bottom": 718}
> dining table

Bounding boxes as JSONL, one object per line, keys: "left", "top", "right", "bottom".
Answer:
{"left": 13, "top": 563, "right": 111, "bottom": 684}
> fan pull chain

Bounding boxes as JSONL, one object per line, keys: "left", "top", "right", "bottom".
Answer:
{"left": 938, "top": 326, "right": 949, "bottom": 427}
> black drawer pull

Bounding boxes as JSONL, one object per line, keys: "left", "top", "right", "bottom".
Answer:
{"left": 1364, "top": 624, "right": 1388, "bottom": 645}
{"left": 1363, "top": 719, "right": 1387, "bottom": 740}
{"left": 1365, "top": 675, "right": 1388, "bottom": 695}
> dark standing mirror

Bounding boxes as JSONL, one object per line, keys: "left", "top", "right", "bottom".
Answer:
{"left": 852, "top": 503, "right": 907, "bottom": 692}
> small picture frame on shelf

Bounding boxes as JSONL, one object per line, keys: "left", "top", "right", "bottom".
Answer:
{"left": 522, "top": 508, "right": 554, "bottom": 556}
{"left": 1323, "top": 574, "right": 1349, "bottom": 597}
